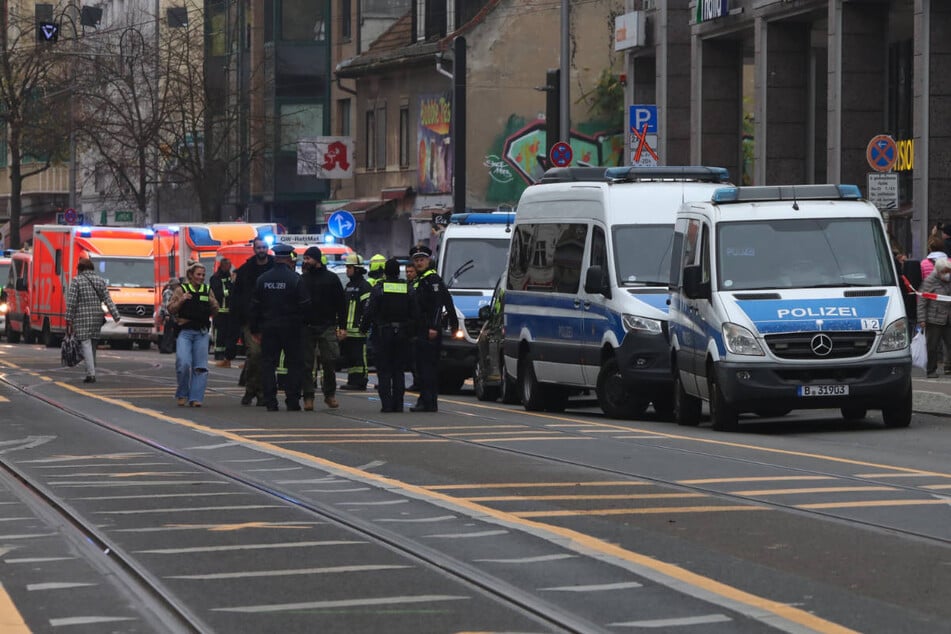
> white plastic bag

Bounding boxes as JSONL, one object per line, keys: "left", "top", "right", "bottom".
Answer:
{"left": 910, "top": 330, "right": 927, "bottom": 370}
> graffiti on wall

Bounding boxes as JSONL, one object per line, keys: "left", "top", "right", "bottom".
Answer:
{"left": 484, "top": 115, "right": 624, "bottom": 203}
{"left": 418, "top": 93, "right": 453, "bottom": 194}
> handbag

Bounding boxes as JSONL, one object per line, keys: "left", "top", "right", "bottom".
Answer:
{"left": 61, "top": 334, "right": 84, "bottom": 367}
{"left": 85, "top": 275, "right": 110, "bottom": 325}
{"left": 910, "top": 329, "right": 927, "bottom": 370}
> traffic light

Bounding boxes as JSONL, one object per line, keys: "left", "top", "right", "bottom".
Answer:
{"left": 35, "top": 3, "right": 59, "bottom": 43}
{"left": 545, "top": 69, "right": 561, "bottom": 163}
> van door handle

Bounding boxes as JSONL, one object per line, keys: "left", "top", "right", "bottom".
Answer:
{"left": 573, "top": 299, "right": 581, "bottom": 308}
{"left": 583, "top": 301, "right": 591, "bottom": 310}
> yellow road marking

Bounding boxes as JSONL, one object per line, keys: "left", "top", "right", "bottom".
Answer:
{"left": 0, "top": 396, "right": 8, "bottom": 402}
{"left": 54, "top": 380, "right": 859, "bottom": 633}
{"left": 468, "top": 437, "right": 592, "bottom": 442}
{"left": 679, "top": 476, "right": 834, "bottom": 484}
{"left": 514, "top": 506, "right": 766, "bottom": 518}
{"left": 853, "top": 472, "right": 950, "bottom": 478}
{"left": 278, "top": 439, "right": 450, "bottom": 444}
{"left": 732, "top": 487, "right": 898, "bottom": 496}
{"left": 465, "top": 493, "right": 705, "bottom": 502}
{"left": 0, "top": 583, "right": 30, "bottom": 634}
{"left": 922, "top": 484, "right": 951, "bottom": 490}
{"left": 165, "top": 522, "right": 313, "bottom": 532}
{"left": 797, "top": 499, "right": 949, "bottom": 510}
{"left": 428, "top": 481, "right": 651, "bottom": 490}
{"left": 245, "top": 433, "right": 412, "bottom": 439}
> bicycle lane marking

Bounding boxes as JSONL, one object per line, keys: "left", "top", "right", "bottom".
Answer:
{"left": 51, "top": 381, "right": 856, "bottom": 634}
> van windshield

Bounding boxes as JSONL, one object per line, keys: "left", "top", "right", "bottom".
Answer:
{"left": 612, "top": 224, "right": 675, "bottom": 286}
{"left": 441, "top": 238, "right": 510, "bottom": 289}
{"left": 94, "top": 257, "right": 154, "bottom": 288}
{"left": 717, "top": 218, "right": 895, "bottom": 290}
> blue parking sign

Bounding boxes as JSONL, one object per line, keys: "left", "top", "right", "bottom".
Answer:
{"left": 629, "top": 105, "right": 657, "bottom": 135}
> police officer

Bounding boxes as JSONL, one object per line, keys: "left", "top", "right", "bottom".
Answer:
{"left": 341, "top": 253, "right": 372, "bottom": 390}
{"left": 300, "top": 245, "right": 346, "bottom": 410}
{"left": 361, "top": 258, "right": 417, "bottom": 412}
{"left": 211, "top": 258, "right": 237, "bottom": 367}
{"left": 250, "top": 244, "right": 310, "bottom": 411}
{"left": 408, "top": 244, "right": 458, "bottom": 412}
{"left": 233, "top": 237, "right": 275, "bottom": 406}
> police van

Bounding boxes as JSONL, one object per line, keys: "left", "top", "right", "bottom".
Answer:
{"left": 668, "top": 184, "right": 912, "bottom": 431}
{"left": 435, "top": 211, "right": 516, "bottom": 393}
{"left": 503, "top": 166, "right": 730, "bottom": 415}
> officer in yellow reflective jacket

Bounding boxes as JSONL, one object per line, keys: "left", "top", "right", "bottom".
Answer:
{"left": 340, "top": 253, "right": 371, "bottom": 390}
{"left": 211, "top": 258, "right": 237, "bottom": 367}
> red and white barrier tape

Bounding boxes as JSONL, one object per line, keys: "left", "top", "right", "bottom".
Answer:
{"left": 902, "top": 275, "right": 951, "bottom": 303}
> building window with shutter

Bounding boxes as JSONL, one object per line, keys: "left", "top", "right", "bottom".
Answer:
{"left": 399, "top": 106, "right": 410, "bottom": 168}
{"left": 366, "top": 109, "right": 376, "bottom": 169}
{"left": 375, "top": 104, "right": 386, "bottom": 168}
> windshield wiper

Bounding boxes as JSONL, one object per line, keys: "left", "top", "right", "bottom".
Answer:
{"left": 621, "top": 280, "right": 667, "bottom": 287}
{"left": 448, "top": 259, "right": 475, "bottom": 288}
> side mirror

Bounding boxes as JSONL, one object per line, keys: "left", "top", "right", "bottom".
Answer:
{"left": 682, "top": 265, "right": 710, "bottom": 300}
{"left": 478, "top": 304, "right": 491, "bottom": 320}
{"left": 15, "top": 278, "right": 27, "bottom": 292}
{"left": 584, "top": 265, "right": 611, "bottom": 298}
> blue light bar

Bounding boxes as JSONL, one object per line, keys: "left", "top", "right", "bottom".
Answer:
{"left": 323, "top": 234, "right": 335, "bottom": 244}
{"left": 143, "top": 229, "right": 155, "bottom": 238}
{"left": 450, "top": 212, "right": 516, "bottom": 225}
{"left": 78, "top": 226, "right": 92, "bottom": 236}
{"left": 711, "top": 187, "right": 739, "bottom": 203}
{"left": 837, "top": 184, "right": 862, "bottom": 199}
{"left": 262, "top": 234, "right": 275, "bottom": 246}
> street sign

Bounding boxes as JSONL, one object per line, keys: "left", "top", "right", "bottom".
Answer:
{"left": 550, "top": 141, "right": 573, "bottom": 168}
{"left": 63, "top": 208, "right": 77, "bottom": 224}
{"left": 57, "top": 212, "right": 85, "bottom": 225}
{"left": 630, "top": 125, "right": 659, "bottom": 167}
{"left": 866, "top": 135, "right": 898, "bottom": 172}
{"left": 867, "top": 172, "right": 899, "bottom": 211}
{"left": 629, "top": 105, "right": 657, "bottom": 134}
{"left": 327, "top": 210, "right": 356, "bottom": 239}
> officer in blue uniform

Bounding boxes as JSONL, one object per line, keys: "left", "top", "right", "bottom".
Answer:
{"left": 408, "top": 244, "right": 458, "bottom": 412}
{"left": 362, "top": 258, "right": 417, "bottom": 412}
{"left": 250, "top": 244, "right": 311, "bottom": 411}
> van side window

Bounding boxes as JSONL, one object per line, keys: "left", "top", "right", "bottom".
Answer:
{"left": 507, "top": 225, "right": 532, "bottom": 290}
{"left": 669, "top": 231, "right": 684, "bottom": 287}
{"left": 551, "top": 224, "right": 587, "bottom": 293}
{"left": 508, "top": 223, "right": 587, "bottom": 293}
{"left": 590, "top": 226, "right": 608, "bottom": 271}
{"left": 682, "top": 219, "right": 701, "bottom": 269}
{"left": 700, "top": 224, "right": 711, "bottom": 284}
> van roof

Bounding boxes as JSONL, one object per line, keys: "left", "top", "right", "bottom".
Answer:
{"left": 539, "top": 165, "right": 730, "bottom": 184}
{"left": 684, "top": 197, "right": 881, "bottom": 222}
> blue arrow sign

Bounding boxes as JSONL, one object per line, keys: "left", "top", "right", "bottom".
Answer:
{"left": 328, "top": 210, "right": 356, "bottom": 239}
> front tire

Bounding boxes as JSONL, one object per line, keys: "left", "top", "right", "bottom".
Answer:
{"left": 709, "top": 373, "right": 739, "bottom": 432}
{"left": 882, "top": 389, "right": 912, "bottom": 428}
{"left": 674, "top": 373, "right": 701, "bottom": 426}
{"left": 518, "top": 353, "right": 546, "bottom": 411}
{"left": 499, "top": 356, "right": 520, "bottom": 404}
{"left": 596, "top": 357, "right": 645, "bottom": 419}
{"left": 473, "top": 357, "right": 499, "bottom": 402}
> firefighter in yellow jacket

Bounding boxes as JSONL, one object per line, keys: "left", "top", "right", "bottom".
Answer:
{"left": 340, "top": 253, "right": 372, "bottom": 390}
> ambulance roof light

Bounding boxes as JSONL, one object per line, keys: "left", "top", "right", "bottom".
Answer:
{"left": 323, "top": 234, "right": 335, "bottom": 244}
{"left": 263, "top": 234, "right": 275, "bottom": 246}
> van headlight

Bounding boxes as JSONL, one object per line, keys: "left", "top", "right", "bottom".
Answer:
{"left": 621, "top": 314, "right": 662, "bottom": 335}
{"left": 0, "top": 302, "right": 7, "bottom": 314}
{"left": 877, "top": 318, "right": 908, "bottom": 352}
{"left": 722, "top": 322, "right": 764, "bottom": 356}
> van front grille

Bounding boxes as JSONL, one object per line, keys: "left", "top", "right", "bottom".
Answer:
{"left": 764, "top": 331, "right": 875, "bottom": 359}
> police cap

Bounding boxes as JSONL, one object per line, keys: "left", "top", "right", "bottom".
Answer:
{"left": 272, "top": 243, "right": 295, "bottom": 258}
{"left": 409, "top": 244, "right": 432, "bottom": 259}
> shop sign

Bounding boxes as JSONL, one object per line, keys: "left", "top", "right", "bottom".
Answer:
{"left": 697, "top": 0, "right": 729, "bottom": 22}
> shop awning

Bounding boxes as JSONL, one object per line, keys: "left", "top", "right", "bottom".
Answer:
{"left": 322, "top": 198, "right": 395, "bottom": 221}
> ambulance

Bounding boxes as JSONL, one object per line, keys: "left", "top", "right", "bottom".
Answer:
{"left": 668, "top": 184, "right": 912, "bottom": 430}
{"left": 152, "top": 223, "right": 284, "bottom": 332}
{"left": 27, "top": 225, "right": 157, "bottom": 348}
{"left": 0, "top": 251, "right": 14, "bottom": 339}
{"left": 3, "top": 249, "right": 32, "bottom": 343}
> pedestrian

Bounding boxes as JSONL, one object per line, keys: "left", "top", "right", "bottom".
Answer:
{"left": 167, "top": 261, "right": 219, "bottom": 407}
{"left": 300, "top": 245, "right": 345, "bottom": 410}
{"left": 232, "top": 237, "right": 275, "bottom": 406}
{"left": 941, "top": 224, "right": 951, "bottom": 256}
{"left": 157, "top": 278, "right": 181, "bottom": 354}
{"left": 920, "top": 234, "right": 946, "bottom": 280}
{"left": 210, "top": 258, "right": 238, "bottom": 367}
{"left": 340, "top": 253, "right": 371, "bottom": 390}
{"left": 917, "top": 257, "right": 951, "bottom": 378}
{"left": 65, "top": 257, "right": 121, "bottom": 384}
{"left": 362, "top": 258, "right": 417, "bottom": 412}
{"left": 408, "top": 244, "right": 458, "bottom": 412}
{"left": 250, "top": 243, "right": 311, "bottom": 411}
{"left": 404, "top": 263, "right": 420, "bottom": 391}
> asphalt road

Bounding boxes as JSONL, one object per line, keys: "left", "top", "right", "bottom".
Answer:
{"left": 0, "top": 342, "right": 948, "bottom": 633}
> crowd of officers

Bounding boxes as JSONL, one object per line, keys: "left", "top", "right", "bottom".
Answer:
{"left": 209, "top": 237, "right": 458, "bottom": 413}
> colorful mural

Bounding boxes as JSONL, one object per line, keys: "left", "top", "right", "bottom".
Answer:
{"left": 418, "top": 93, "right": 453, "bottom": 195}
{"left": 484, "top": 115, "right": 624, "bottom": 204}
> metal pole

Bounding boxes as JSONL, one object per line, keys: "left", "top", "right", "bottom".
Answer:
{"left": 153, "top": 0, "right": 161, "bottom": 224}
{"left": 559, "top": 0, "right": 569, "bottom": 142}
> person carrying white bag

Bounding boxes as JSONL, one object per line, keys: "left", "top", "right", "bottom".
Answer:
{"left": 916, "top": 258, "right": 951, "bottom": 378}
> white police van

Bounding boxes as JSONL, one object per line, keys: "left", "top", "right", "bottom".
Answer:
{"left": 435, "top": 211, "right": 516, "bottom": 393}
{"left": 668, "top": 184, "right": 912, "bottom": 431}
{"left": 503, "top": 166, "right": 730, "bottom": 415}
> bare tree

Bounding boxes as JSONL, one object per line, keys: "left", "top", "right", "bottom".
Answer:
{"left": 0, "top": 6, "right": 73, "bottom": 249}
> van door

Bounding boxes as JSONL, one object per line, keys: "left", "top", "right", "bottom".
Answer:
{"left": 675, "top": 218, "right": 705, "bottom": 393}
{"left": 581, "top": 225, "right": 610, "bottom": 385}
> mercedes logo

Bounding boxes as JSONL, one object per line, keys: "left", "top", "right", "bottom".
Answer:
{"left": 135, "top": 305, "right": 147, "bottom": 317}
{"left": 810, "top": 333, "right": 833, "bottom": 357}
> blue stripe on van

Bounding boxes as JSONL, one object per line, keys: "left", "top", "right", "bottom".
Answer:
{"left": 451, "top": 293, "right": 492, "bottom": 319}
{"left": 735, "top": 297, "right": 889, "bottom": 333}
{"left": 628, "top": 291, "right": 670, "bottom": 314}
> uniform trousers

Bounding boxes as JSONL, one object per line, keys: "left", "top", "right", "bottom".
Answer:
{"left": 213, "top": 312, "right": 237, "bottom": 360}
{"left": 340, "top": 335, "right": 368, "bottom": 387}
{"left": 261, "top": 326, "right": 303, "bottom": 408}
{"left": 414, "top": 335, "right": 442, "bottom": 410}
{"left": 373, "top": 325, "right": 410, "bottom": 411}
{"left": 241, "top": 324, "right": 264, "bottom": 399}
{"left": 302, "top": 326, "right": 340, "bottom": 399}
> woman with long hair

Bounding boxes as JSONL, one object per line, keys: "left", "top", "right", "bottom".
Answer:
{"left": 167, "top": 261, "right": 219, "bottom": 406}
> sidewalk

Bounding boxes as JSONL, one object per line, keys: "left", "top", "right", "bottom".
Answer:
{"left": 912, "top": 368, "right": 951, "bottom": 417}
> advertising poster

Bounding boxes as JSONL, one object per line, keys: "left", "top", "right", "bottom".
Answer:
{"left": 418, "top": 93, "right": 452, "bottom": 194}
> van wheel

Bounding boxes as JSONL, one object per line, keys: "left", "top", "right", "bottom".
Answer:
{"left": 6, "top": 319, "right": 20, "bottom": 343}
{"left": 709, "top": 374, "right": 739, "bottom": 431}
{"left": 596, "top": 357, "right": 644, "bottom": 419}
{"left": 518, "top": 353, "right": 547, "bottom": 412}
{"left": 473, "top": 358, "right": 499, "bottom": 402}
{"left": 882, "top": 389, "right": 912, "bottom": 428}
{"left": 840, "top": 407, "right": 867, "bottom": 421}
{"left": 674, "top": 373, "right": 701, "bottom": 426}
{"left": 22, "top": 319, "right": 35, "bottom": 344}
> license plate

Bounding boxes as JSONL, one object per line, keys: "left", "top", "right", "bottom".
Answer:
{"left": 128, "top": 327, "right": 151, "bottom": 335}
{"left": 798, "top": 384, "right": 849, "bottom": 397}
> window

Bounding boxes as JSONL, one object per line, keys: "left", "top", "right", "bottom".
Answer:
{"left": 589, "top": 225, "right": 609, "bottom": 288}
{"left": 338, "top": 99, "right": 351, "bottom": 137}
{"left": 399, "top": 106, "right": 410, "bottom": 168}
{"left": 279, "top": 103, "right": 323, "bottom": 149}
{"left": 366, "top": 109, "right": 376, "bottom": 169}
{"left": 375, "top": 104, "right": 387, "bottom": 168}
{"left": 341, "top": 0, "right": 351, "bottom": 40}
{"left": 507, "top": 223, "right": 587, "bottom": 293}
{"left": 281, "top": 0, "right": 325, "bottom": 41}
